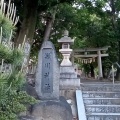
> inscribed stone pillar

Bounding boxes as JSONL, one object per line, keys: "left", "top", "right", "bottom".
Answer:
{"left": 35, "top": 41, "right": 59, "bottom": 100}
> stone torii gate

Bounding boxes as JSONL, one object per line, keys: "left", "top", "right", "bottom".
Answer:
{"left": 72, "top": 47, "right": 109, "bottom": 79}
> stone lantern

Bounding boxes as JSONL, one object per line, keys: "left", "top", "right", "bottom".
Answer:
{"left": 58, "top": 30, "right": 74, "bottom": 66}
{"left": 58, "top": 31, "right": 80, "bottom": 118}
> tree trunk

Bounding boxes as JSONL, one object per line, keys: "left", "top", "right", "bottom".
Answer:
{"left": 90, "top": 64, "right": 95, "bottom": 78}
{"left": 15, "top": 0, "right": 38, "bottom": 46}
{"left": 102, "top": 66, "right": 105, "bottom": 78}
{"left": 110, "top": 0, "right": 116, "bottom": 29}
{"left": 43, "top": 11, "right": 56, "bottom": 42}
{"left": 15, "top": 0, "right": 38, "bottom": 69}
{"left": 43, "top": 18, "right": 54, "bottom": 41}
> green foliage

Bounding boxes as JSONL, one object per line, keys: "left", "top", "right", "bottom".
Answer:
{"left": 53, "top": 0, "right": 119, "bottom": 72}
{"left": 0, "top": 12, "right": 15, "bottom": 40}
{"left": 0, "top": 44, "right": 24, "bottom": 65}
{"left": 12, "top": 48, "right": 24, "bottom": 67}
{"left": 0, "top": 89, "right": 36, "bottom": 120}
{"left": 0, "top": 3, "right": 37, "bottom": 120}
{"left": 0, "top": 44, "right": 37, "bottom": 120}
{"left": 15, "top": 0, "right": 120, "bottom": 78}
{"left": 0, "top": 44, "right": 13, "bottom": 63}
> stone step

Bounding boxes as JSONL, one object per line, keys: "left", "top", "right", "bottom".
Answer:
{"left": 83, "top": 91, "right": 120, "bottom": 93}
{"left": 84, "top": 98, "right": 120, "bottom": 105}
{"left": 85, "top": 105, "right": 120, "bottom": 113}
{"left": 81, "top": 83, "right": 120, "bottom": 85}
{"left": 86, "top": 105, "right": 120, "bottom": 107}
{"left": 82, "top": 91, "right": 120, "bottom": 98}
{"left": 86, "top": 113, "right": 120, "bottom": 115}
{"left": 86, "top": 114, "right": 120, "bottom": 120}
{"left": 81, "top": 84, "right": 120, "bottom": 92}
{"left": 81, "top": 82, "right": 120, "bottom": 86}
{"left": 80, "top": 83, "right": 120, "bottom": 120}
{"left": 84, "top": 98, "right": 120, "bottom": 99}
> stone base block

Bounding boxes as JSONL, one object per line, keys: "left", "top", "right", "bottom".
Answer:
{"left": 60, "top": 78, "right": 80, "bottom": 89}
{"left": 60, "top": 66, "right": 75, "bottom": 73}
{"left": 30, "top": 97, "right": 73, "bottom": 120}
{"left": 60, "top": 66, "right": 80, "bottom": 89}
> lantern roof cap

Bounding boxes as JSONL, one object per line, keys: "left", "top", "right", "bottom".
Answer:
{"left": 58, "top": 30, "right": 74, "bottom": 43}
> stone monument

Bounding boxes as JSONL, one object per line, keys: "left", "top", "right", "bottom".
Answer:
{"left": 35, "top": 41, "right": 59, "bottom": 100}
{"left": 24, "top": 41, "right": 73, "bottom": 120}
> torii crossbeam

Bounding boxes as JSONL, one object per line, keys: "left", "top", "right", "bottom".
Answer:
{"left": 72, "top": 47, "right": 109, "bottom": 79}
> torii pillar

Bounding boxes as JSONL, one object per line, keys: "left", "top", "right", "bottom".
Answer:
{"left": 97, "top": 50, "right": 103, "bottom": 79}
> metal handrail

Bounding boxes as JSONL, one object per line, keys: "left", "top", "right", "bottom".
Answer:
{"left": 112, "top": 62, "right": 120, "bottom": 84}
{"left": 114, "top": 62, "right": 120, "bottom": 68}
{"left": 112, "top": 65, "right": 114, "bottom": 84}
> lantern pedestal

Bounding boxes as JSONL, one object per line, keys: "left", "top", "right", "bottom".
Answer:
{"left": 59, "top": 49, "right": 72, "bottom": 66}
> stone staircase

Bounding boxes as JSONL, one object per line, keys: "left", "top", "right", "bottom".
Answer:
{"left": 81, "top": 83, "right": 120, "bottom": 120}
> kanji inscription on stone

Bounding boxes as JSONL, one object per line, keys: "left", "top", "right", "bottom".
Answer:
{"left": 41, "top": 48, "right": 53, "bottom": 93}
